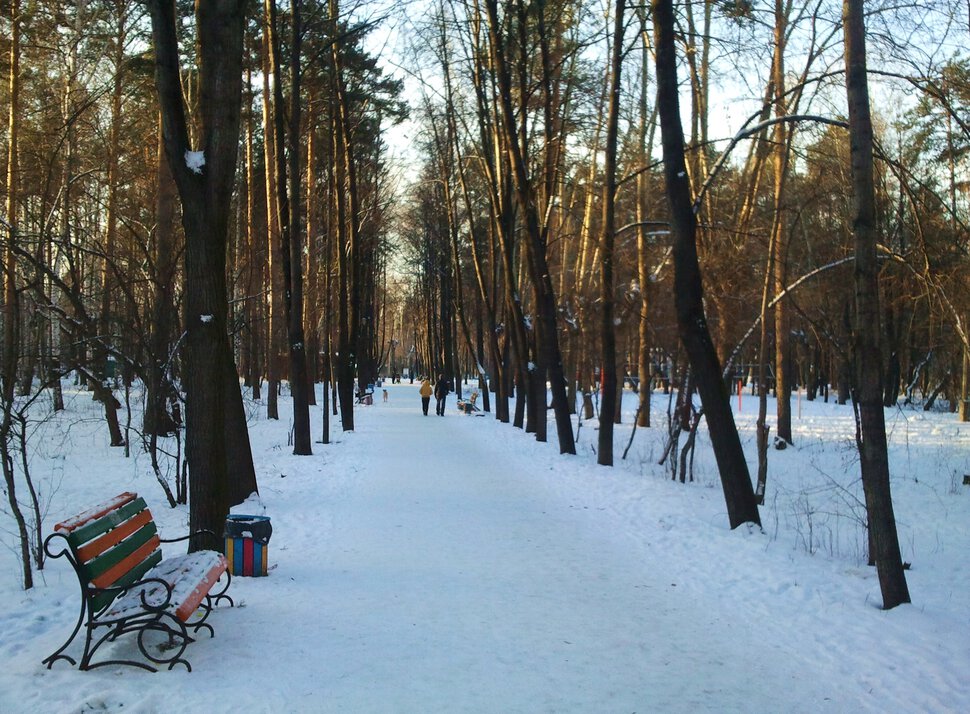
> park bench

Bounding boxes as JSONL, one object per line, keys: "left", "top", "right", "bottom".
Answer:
{"left": 456, "top": 390, "right": 480, "bottom": 414}
{"left": 355, "top": 386, "right": 374, "bottom": 405}
{"left": 42, "top": 492, "right": 233, "bottom": 672}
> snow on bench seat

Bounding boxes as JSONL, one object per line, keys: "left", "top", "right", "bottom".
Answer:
{"left": 102, "top": 551, "right": 228, "bottom": 623}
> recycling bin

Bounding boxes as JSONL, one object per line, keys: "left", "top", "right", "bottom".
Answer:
{"left": 224, "top": 514, "right": 272, "bottom": 577}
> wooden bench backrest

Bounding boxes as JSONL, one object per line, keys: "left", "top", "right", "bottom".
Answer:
{"left": 54, "top": 492, "right": 163, "bottom": 613}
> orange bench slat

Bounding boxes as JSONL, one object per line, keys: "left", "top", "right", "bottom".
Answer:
{"left": 76, "top": 509, "right": 154, "bottom": 564}
{"left": 91, "top": 535, "right": 162, "bottom": 589}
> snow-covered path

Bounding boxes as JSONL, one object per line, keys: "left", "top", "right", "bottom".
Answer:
{"left": 319, "top": 398, "right": 687, "bottom": 711}
{"left": 3, "top": 382, "right": 967, "bottom": 713}
{"left": 274, "top": 390, "right": 825, "bottom": 713}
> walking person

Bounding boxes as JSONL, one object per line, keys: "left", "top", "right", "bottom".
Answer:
{"left": 419, "top": 377, "right": 432, "bottom": 415}
{"left": 434, "top": 374, "right": 450, "bottom": 416}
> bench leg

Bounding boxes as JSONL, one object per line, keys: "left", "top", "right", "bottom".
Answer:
{"left": 42, "top": 600, "right": 86, "bottom": 669}
{"left": 137, "top": 616, "right": 193, "bottom": 672}
{"left": 208, "top": 570, "right": 234, "bottom": 609}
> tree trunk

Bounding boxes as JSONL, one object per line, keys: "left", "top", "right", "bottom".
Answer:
{"left": 95, "top": 2, "right": 127, "bottom": 449}
{"left": 266, "top": 0, "right": 312, "bottom": 454}
{"left": 261, "top": 17, "right": 282, "bottom": 421}
{"left": 3, "top": 0, "right": 21, "bottom": 409}
{"left": 147, "top": 0, "right": 250, "bottom": 552}
{"left": 843, "top": 0, "right": 910, "bottom": 609}
{"left": 304, "top": 120, "right": 319, "bottom": 408}
{"left": 2, "top": 0, "right": 33, "bottom": 590}
{"left": 330, "top": 8, "right": 357, "bottom": 431}
{"left": 145, "top": 115, "right": 179, "bottom": 440}
{"left": 239, "top": 64, "right": 256, "bottom": 394}
{"left": 225, "top": 349, "right": 259, "bottom": 506}
{"left": 772, "top": 0, "right": 793, "bottom": 445}
{"left": 652, "top": 0, "right": 760, "bottom": 529}
{"left": 484, "top": 0, "right": 574, "bottom": 455}
{"left": 598, "top": 0, "right": 625, "bottom": 466}
{"left": 959, "top": 345, "right": 969, "bottom": 422}
{"left": 635, "top": 6, "right": 656, "bottom": 430}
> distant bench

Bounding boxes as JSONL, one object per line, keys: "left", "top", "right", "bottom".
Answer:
{"left": 43, "top": 492, "right": 233, "bottom": 672}
{"left": 456, "top": 391, "right": 481, "bottom": 414}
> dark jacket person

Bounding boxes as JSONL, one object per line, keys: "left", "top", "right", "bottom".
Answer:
{"left": 434, "top": 375, "right": 450, "bottom": 416}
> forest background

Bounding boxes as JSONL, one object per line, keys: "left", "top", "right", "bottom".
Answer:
{"left": 0, "top": 0, "right": 968, "bottom": 611}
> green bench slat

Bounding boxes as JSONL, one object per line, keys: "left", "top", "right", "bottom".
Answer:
{"left": 68, "top": 497, "right": 151, "bottom": 548}
{"left": 80, "top": 521, "right": 160, "bottom": 584}
{"left": 89, "top": 550, "right": 164, "bottom": 614}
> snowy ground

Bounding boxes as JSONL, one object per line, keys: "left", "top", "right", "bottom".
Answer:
{"left": 0, "top": 380, "right": 968, "bottom": 713}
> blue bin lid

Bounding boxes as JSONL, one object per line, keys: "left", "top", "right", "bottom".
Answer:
{"left": 224, "top": 514, "right": 272, "bottom": 542}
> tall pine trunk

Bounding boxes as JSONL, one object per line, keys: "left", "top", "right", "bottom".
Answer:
{"left": 266, "top": 0, "right": 311, "bottom": 454}
{"left": 261, "top": 19, "right": 282, "bottom": 421}
{"left": 597, "top": 0, "right": 625, "bottom": 466}
{"left": 484, "top": 0, "right": 575, "bottom": 454}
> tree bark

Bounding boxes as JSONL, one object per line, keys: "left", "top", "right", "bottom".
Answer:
{"left": 330, "top": 2, "right": 357, "bottom": 431}
{"left": 3, "top": 0, "right": 22, "bottom": 408}
{"left": 960, "top": 345, "right": 969, "bottom": 422}
{"left": 96, "top": 1, "right": 127, "bottom": 449}
{"left": 652, "top": 0, "right": 760, "bottom": 529}
{"left": 147, "top": 0, "right": 252, "bottom": 550}
{"left": 843, "top": 0, "right": 910, "bottom": 609}
{"left": 483, "top": 0, "right": 575, "bottom": 454}
{"left": 266, "top": 0, "right": 312, "bottom": 454}
{"left": 635, "top": 6, "right": 656, "bottom": 429}
{"left": 772, "top": 0, "right": 793, "bottom": 445}
{"left": 2, "top": 0, "right": 33, "bottom": 590}
{"left": 145, "top": 114, "right": 179, "bottom": 440}
{"left": 261, "top": 16, "right": 282, "bottom": 421}
{"left": 598, "top": 0, "right": 625, "bottom": 466}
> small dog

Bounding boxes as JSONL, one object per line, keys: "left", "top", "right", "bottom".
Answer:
{"left": 382, "top": 388, "right": 388, "bottom": 403}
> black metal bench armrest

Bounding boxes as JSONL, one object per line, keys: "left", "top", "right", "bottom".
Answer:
{"left": 93, "top": 576, "right": 176, "bottom": 618}
{"left": 43, "top": 531, "right": 74, "bottom": 561}
{"left": 159, "top": 528, "right": 219, "bottom": 545}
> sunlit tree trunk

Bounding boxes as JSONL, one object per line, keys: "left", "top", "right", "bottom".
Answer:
{"left": 242, "top": 63, "right": 262, "bottom": 400}
{"left": 261, "top": 13, "right": 282, "bottom": 420}
{"left": 635, "top": 6, "right": 656, "bottom": 429}
{"left": 598, "top": 0, "right": 625, "bottom": 466}
{"left": 483, "top": 0, "right": 575, "bottom": 454}
{"left": 266, "top": 0, "right": 311, "bottom": 454}
{"left": 466, "top": 5, "right": 512, "bottom": 423}
{"left": 330, "top": 0, "right": 356, "bottom": 430}
{"left": 772, "top": 0, "right": 793, "bottom": 445}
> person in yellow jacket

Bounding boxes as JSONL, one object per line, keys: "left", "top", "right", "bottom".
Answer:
{"left": 419, "top": 378, "right": 433, "bottom": 415}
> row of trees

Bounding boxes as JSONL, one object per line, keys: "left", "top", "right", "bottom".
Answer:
{"left": 1, "top": 0, "right": 402, "bottom": 587}
{"left": 391, "top": 0, "right": 967, "bottom": 609}
{"left": 401, "top": 2, "right": 968, "bottom": 441}
{"left": 2, "top": 0, "right": 965, "bottom": 609}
